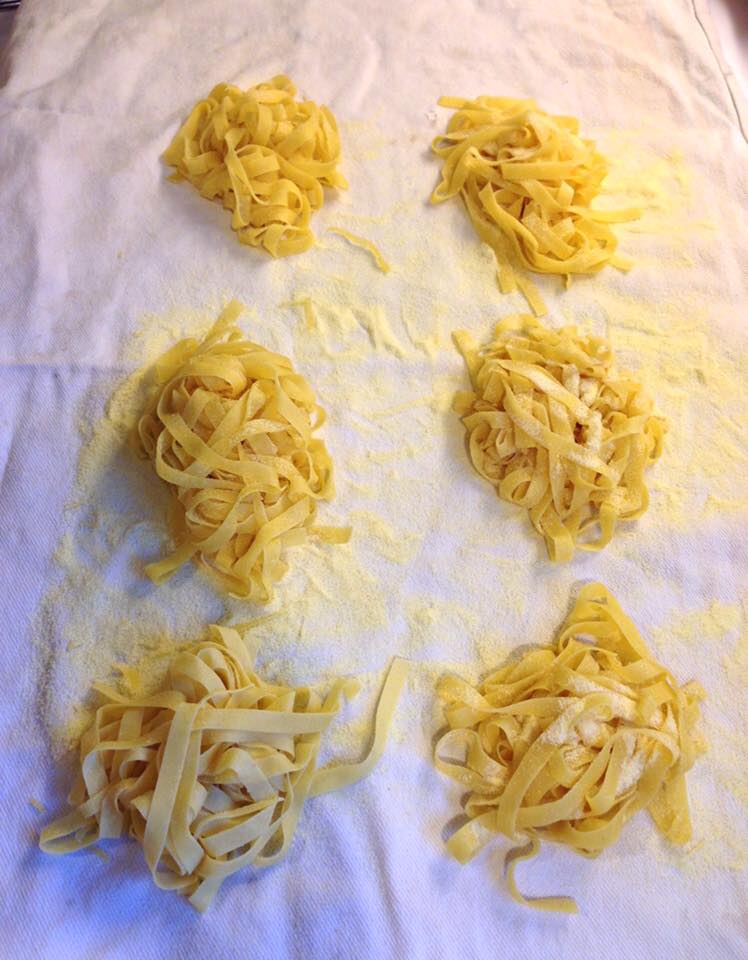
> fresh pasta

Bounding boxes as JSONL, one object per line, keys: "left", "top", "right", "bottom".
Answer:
{"left": 40, "top": 625, "right": 408, "bottom": 912}
{"left": 327, "top": 227, "right": 391, "bottom": 273}
{"left": 136, "top": 301, "right": 349, "bottom": 600}
{"left": 435, "top": 583, "right": 705, "bottom": 913}
{"left": 430, "top": 96, "right": 639, "bottom": 300}
{"left": 164, "top": 75, "right": 346, "bottom": 257}
{"left": 453, "top": 315, "right": 665, "bottom": 561}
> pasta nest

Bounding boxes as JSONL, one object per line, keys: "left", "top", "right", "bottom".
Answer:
{"left": 137, "top": 301, "right": 349, "bottom": 600}
{"left": 39, "top": 625, "right": 407, "bottom": 911}
{"left": 164, "top": 75, "right": 347, "bottom": 256}
{"left": 435, "top": 583, "right": 705, "bottom": 912}
{"left": 454, "top": 316, "right": 665, "bottom": 561}
{"left": 431, "top": 96, "right": 638, "bottom": 277}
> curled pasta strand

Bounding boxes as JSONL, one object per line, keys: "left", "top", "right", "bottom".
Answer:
{"left": 136, "top": 301, "right": 349, "bottom": 601}
{"left": 453, "top": 316, "right": 665, "bottom": 560}
{"left": 434, "top": 583, "right": 705, "bottom": 912}
{"left": 164, "top": 76, "right": 347, "bottom": 256}
{"left": 40, "top": 626, "right": 408, "bottom": 912}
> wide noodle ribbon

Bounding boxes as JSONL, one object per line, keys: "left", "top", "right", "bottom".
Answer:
{"left": 453, "top": 315, "right": 665, "bottom": 560}
{"left": 435, "top": 583, "right": 705, "bottom": 912}
{"left": 136, "top": 301, "right": 349, "bottom": 600}
{"left": 164, "top": 75, "right": 347, "bottom": 256}
{"left": 40, "top": 625, "right": 408, "bottom": 912}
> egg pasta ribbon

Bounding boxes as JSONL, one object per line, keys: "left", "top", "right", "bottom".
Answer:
{"left": 164, "top": 75, "right": 346, "bottom": 256}
{"left": 435, "top": 583, "right": 705, "bottom": 912}
{"left": 136, "top": 301, "right": 349, "bottom": 600}
{"left": 40, "top": 626, "right": 408, "bottom": 912}
{"left": 453, "top": 315, "right": 665, "bottom": 561}
{"left": 430, "top": 96, "right": 639, "bottom": 300}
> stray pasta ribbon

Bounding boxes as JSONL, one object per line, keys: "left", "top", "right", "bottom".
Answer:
{"left": 430, "top": 95, "right": 639, "bottom": 296}
{"left": 434, "top": 583, "right": 705, "bottom": 913}
{"left": 40, "top": 625, "right": 408, "bottom": 912}
{"left": 136, "top": 301, "right": 349, "bottom": 601}
{"left": 327, "top": 228, "right": 391, "bottom": 273}
{"left": 453, "top": 315, "right": 665, "bottom": 561}
{"left": 164, "top": 75, "right": 347, "bottom": 257}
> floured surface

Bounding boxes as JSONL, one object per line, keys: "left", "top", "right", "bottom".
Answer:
{"left": 1, "top": 1, "right": 747, "bottom": 958}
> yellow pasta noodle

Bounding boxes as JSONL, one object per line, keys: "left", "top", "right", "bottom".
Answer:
{"left": 40, "top": 625, "right": 408, "bottom": 912}
{"left": 164, "top": 75, "right": 346, "bottom": 256}
{"left": 327, "top": 227, "right": 391, "bottom": 273}
{"left": 435, "top": 583, "right": 705, "bottom": 913}
{"left": 430, "top": 96, "right": 639, "bottom": 302}
{"left": 453, "top": 315, "right": 665, "bottom": 561}
{"left": 136, "top": 301, "right": 349, "bottom": 600}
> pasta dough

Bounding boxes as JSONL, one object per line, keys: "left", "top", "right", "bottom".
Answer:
{"left": 435, "top": 583, "right": 705, "bottom": 912}
{"left": 164, "top": 75, "right": 346, "bottom": 256}
{"left": 453, "top": 315, "right": 665, "bottom": 561}
{"left": 430, "top": 96, "right": 639, "bottom": 299}
{"left": 136, "top": 301, "right": 349, "bottom": 600}
{"left": 40, "top": 625, "right": 408, "bottom": 912}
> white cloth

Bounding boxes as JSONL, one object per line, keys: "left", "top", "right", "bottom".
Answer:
{"left": 1, "top": 1, "right": 747, "bottom": 958}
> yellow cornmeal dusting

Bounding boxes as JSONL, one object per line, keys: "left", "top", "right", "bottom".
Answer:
{"left": 653, "top": 603, "right": 742, "bottom": 647}
{"left": 599, "top": 294, "right": 748, "bottom": 529}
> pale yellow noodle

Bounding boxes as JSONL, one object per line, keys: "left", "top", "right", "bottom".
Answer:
{"left": 435, "top": 583, "right": 705, "bottom": 912}
{"left": 164, "top": 75, "right": 346, "bottom": 257}
{"left": 453, "top": 315, "right": 665, "bottom": 561}
{"left": 40, "top": 626, "right": 408, "bottom": 912}
{"left": 136, "top": 300, "right": 349, "bottom": 600}
{"left": 327, "top": 227, "right": 391, "bottom": 273}
{"left": 430, "top": 95, "right": 639, "bottom": 307}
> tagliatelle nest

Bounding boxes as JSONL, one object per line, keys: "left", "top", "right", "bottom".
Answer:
{"left": 454, "top": 315, "right": 665, "bottom": 561}
{"left": 164, "top": 75, "right": 347, "bottom": 256}
{"left": 136, "top": 301, "right": 349, "bottom": 600}
{"left": 435, "top": 583, "right": 705, "bottom": 912}
{"left": 430, "top": 95, "right": 639, "bottom": 290}
{"left": 40, "top": 625, "right": 408, "bottom": 911}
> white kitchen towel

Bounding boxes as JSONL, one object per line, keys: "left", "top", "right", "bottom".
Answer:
{"left": 1, "top": 1, "right": 747, "bottom": 958}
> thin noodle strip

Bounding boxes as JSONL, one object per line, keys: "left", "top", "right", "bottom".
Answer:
{"left": 327, "top": 228, "right": 391, "bottom": 273}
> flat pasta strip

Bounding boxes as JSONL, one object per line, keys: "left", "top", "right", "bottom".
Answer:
{"left": 327, "top": 227, "right": 391, "bottom": 273}
{"left": 40, "top": 626, "right": 408, "bottom": 912}
{"left": 430, "top": 95, "right": 639, "bottom": 293}
{"left": 164, "top": 75, "right": 347, "bottom": 257}
{"left": 453, "top": 315, "right": 665, "bottom": 560}
{"left": 136, "top": 301, "right": 349, "bottom": 600}
{"left": 434, "top": 583, "right": 705, "bottom": 912}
